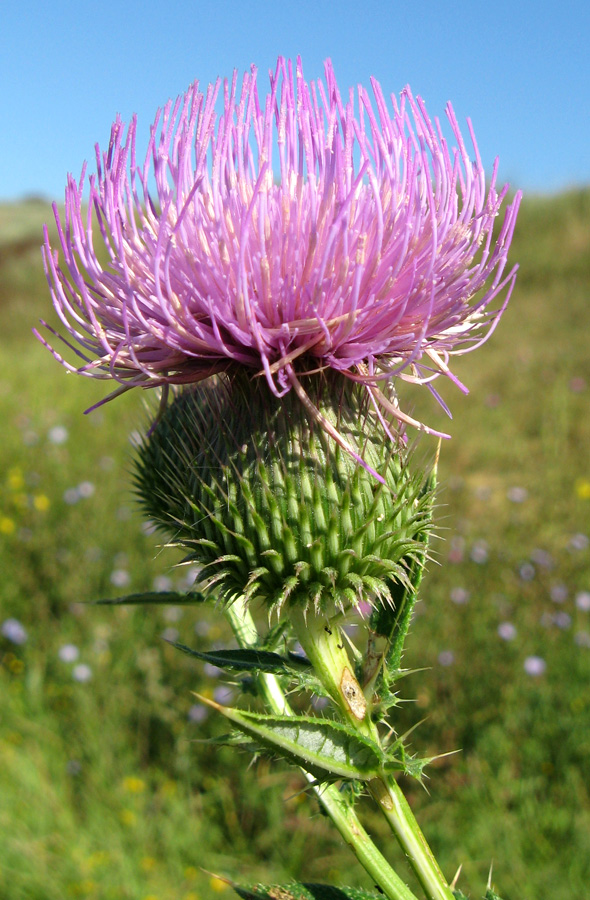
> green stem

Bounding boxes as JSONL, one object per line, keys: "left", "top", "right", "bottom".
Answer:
{"left": 291, "top": 607, "right": 454, "bottom": 900}
{"left": 368, "top": 777, "right": 454, "bottom": 900}
{"left": 224, "top": 597, "right": 420, "bottom": 900}
{"left": 290, "top": 606, "right": 375, "bottom": 737}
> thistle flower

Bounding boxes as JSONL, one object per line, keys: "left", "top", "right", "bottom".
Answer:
{"left": 36, "top": 56, "right": 521, "bottom": 448}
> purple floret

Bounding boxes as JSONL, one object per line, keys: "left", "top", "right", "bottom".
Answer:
{"left": 36, "top": 56, "right": 521, "bottom": 439}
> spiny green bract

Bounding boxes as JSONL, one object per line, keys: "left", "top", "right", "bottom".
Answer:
{"left": 134, "top": 371, "right": 433, "bottom": 616}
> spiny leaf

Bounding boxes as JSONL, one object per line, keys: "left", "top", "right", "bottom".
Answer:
{"left": 96, "top": 590, "right": 207, "bottom": 606}
{"left": 293, "top": 672, "right": 334, "bottom": 701}
{"left": 201, "top": 732, "right": 257, "bottom": 748}
{"left": 170, "top": 643, "right": 311, "bottom": 673}
{"left": 383, "top": 737, "right": 458, "bottom": 782}
{"left": 368, "top": 454, "right": 438, "bottom": 692}
{"left": 260, "top": 619, "right": 292, "bottom": 651}
{"left": 232, "top": 882, "right": 386, "bottom": 900}
{"left": 195, "top": 695, "right": 384, "bottom": 782}
{"left": 394, "top": 755, "right": 432, "bottom": 781}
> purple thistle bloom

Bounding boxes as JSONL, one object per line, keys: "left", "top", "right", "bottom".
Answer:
{"left": 36, "top": 57, "right": 521, "bottom": 442}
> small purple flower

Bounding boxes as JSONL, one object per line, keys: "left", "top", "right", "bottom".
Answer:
{"left": 554, "top": 612, "right": 571, "bottom": 630}
{"left": 72, "top": 663, "right": 93, "bottom": 682}
{"left": 110, "top": 569, "right": 131, "bottom": 588}
{"left": 48, "top": 425, "right": 68, "bottom": 445}
{"left": 213, "top": 685, "right": 234, "bottom": 706}
{"left": 497, "top": 621, "right": 517, "bottom": 641}
{"left": 530, "top": 548, "right": 554, "bottom": 569}
{"left": 523, "top": 656, "right": 546, "bottom": 676}
{"left": 37, "top": 57, "right": 520, "bottom": 449}
{"left": 519, "top": 562, "right": 535, "bottom": 582}
{"left": 77, "top": 481, "right": 95, "bottom": 498}
{"left": 550, "top": 583, "right": 568, "bottom": 604}
{"left": 575, "top": 591, "right": 590, "bottom": 612}
{"left": 507, "top": 486, "right": 528, "bottom": 503}
{"left": 470, "top": 540, "right": 489, "bottom": 564}
{"left": 188, "top": 703, "right": 209, "bottom": 723}
{"left": 59, "top": 643, "right": 80, "bottom": 662}
{"left": 311, "top": 694, "right": 330, "bottom": 711}
{"left": 450, "top": 586, "right": 469, "bottom": 605}
{"left": 1, "top": 618, "right": 28, "bottom": 645}
{"left": 203, "top": 662, "right": 222, "bottom": 678}
{"left": 569, "top": 533, "right": 589, "bottom": 552}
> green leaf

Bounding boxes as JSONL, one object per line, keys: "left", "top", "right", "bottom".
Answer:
{"left": 195, "top": 695, "right": 384, "bottom": 782}
{"left": 452, "top": 891, "right": 469, "bottom": 900}
{"left": 201, "top": 732, "right": 257, "bottom": 748}
{"left": 291, "top": 672, "right": 335, "bottom": 702}
{"left": 232, "top": 882, "right": 384, "bottom": 900}
{"left": 485, "top": 891, "right": 506, "bottom": 900}
{"left": 369, "top": 457, "right": 438, "bottom": 682}
{"left": 260, "top": 619, "right": 292, "bottom": 651}
{"left": 97, "top": 590, "right": 207, "bottom": 605}
{"left": 384, "top": 752, "right": 430, "bottom": 782}
{"left": 170, "top": 643, "right": 311, "bottom": 673}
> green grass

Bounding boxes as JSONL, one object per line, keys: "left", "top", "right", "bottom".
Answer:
{"left": 1, "top": 189, "right": 589, "bottom": 900}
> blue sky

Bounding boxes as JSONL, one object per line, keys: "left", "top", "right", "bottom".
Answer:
{"left": 1, "top": 0, "right": 588, "bottom": 201}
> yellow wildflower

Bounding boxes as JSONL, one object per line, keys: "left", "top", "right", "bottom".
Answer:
{"left": 119, "top": 809, "right": 137, "bottom": 827}
{"left": 122, "top": 776, "right": 146, "bottom": 793}
{"left": 7, "top": 468, "right": 24, "bottom": 491}
{"left": 82, "top": 851, "right": 109, "bottom": 872}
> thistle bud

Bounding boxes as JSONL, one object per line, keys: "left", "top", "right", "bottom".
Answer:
{"left": 134, "top": 372, "right": 433, "bottom": 618}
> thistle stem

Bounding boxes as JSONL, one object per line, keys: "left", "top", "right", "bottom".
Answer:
{"left": 224, "top": 597, "right": 420, "bottom": 900}
{"left": 290, "top": 606, "right": 375, "bottom": 738}
{"left": 290, "top": 607, "right": 454, "bottom": 900}
{"left": 368, "top": 777, "right": 454, "bottom": 900}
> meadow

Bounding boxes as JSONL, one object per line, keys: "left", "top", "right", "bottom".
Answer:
{"left": 0, "top": 188, "right": 589, "bottom": 900}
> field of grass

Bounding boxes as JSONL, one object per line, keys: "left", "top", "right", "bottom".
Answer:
{"left": 0, "top": 189, "right": 589, "bottom": 900}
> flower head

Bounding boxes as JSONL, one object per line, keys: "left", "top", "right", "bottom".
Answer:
{"left": 37, "top": 56, "right": 520, "bottom": 441}
{"left": 135, "top": 370, "right": 435, "bottom": 615}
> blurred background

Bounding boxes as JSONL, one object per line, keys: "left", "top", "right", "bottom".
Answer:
{"left": 1, "top": 2, "right": 589, "bottom": 899}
